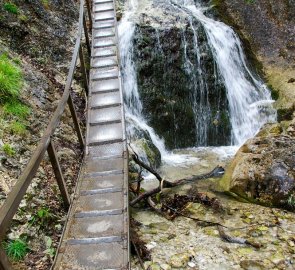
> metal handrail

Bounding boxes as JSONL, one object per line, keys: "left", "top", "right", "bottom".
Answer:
{"left": 0, "top": 0, "right": 91, "bottom": 268}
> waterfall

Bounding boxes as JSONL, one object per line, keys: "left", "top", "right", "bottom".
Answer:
{"left": 118, "top": 0, "right": 171, "bottom": 161}
{"left": 171, "top": 0, "right": 276, "bottom": 145}
{"left": 119, "top": 0, "right": 276, "bottom": 165}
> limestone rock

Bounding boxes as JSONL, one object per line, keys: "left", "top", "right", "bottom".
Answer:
{"left": 220, "top": 121, "right": 295, "bottom": 208}
{"left": 169, "top": 253, "right": 190, "bottom": 268}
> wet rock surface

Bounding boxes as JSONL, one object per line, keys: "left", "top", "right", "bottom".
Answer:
{"left": 220, "top": 119, "right": 295, "bottom": 208}
{"left": 214, "top": 0, "right": 295, "bottom": 118}
{"left": 131, "top": 148, "right": 295, "bottom": 270}
{"left": 128, "top": 0, "right": 231, "bottom": 149}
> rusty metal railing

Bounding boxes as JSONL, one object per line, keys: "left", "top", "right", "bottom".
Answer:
{"left": 0, "top": 0, "right": 92, "bottom": 268}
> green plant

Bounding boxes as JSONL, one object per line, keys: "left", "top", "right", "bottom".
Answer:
{"left": 3, "top": 99, "right": 30, "bottom": 118}
{"left": 2, "top": 143, "right": 15, "bottom": 156}
{"left": 4, "top": 239, "right": 29, "bottom": 261}
{"left": 3, "top": 2, "right": 19, "bottom": 14}
{"left": 245, "top": 0, "right": 255, "bottom": 3}
{"left": 29, "top": 207, "right": 55, "bottom": 228}
{"left": 0, "top": 54, "right": 22, "bottom": 100}
{"left": 9, "top": 120, "right": 27, "bottom": 135}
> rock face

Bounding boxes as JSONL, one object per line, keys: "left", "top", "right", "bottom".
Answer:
{"left": 129, "top": 0, "right": 231, "bottom": 150}
{"left": 220, "top": 119, "right": 295, "bottom": 208}
{"left": 127, "top": 117, "right": 162, "bottom": 168}
{"left": 214, "top": 0, "right": 295, "bottom": 120}
{"left": 134, "top": 23, "right": 230, "bottom": 149}
{"left": 0, "top": 0, "right": 78, "bottom": 65}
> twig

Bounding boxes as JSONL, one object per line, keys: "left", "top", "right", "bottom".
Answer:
{"left": 132, "top": 154, "right": 162, "bottom": 182}
{"left": 132, "top": 240, "right": 146, "bottom": 270}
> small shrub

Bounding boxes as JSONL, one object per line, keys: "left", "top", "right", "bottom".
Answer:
{"left": 3, "top": 2, "right": 19, "bottom": 14}
{"left": 2, "top": 143, "right": 15, "bottom": 156}
{"left": 3, "top": 99, "right": 30, "bottom": 118}
{"left": 4, "top": 239, "right": 29, "bottom": 261}
{"left": 0, "top": 54, "right": 22, "bottom": 100}
{"left": 29, "top": 207, "right": 56, "bottom": 229}
{"left": 9, "top": 120, "right": 27, "bottom": 135}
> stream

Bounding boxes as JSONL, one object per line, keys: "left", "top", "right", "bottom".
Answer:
{"left": 118, "top": 0, "right": 295, "bottom": 269}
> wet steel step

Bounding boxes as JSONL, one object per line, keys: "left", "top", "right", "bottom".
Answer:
{"left": 81, "top": 173, "right": 124, "bottom": 191}
{"left": 92, "top": 56, "right": 118, "bottom": 68}
{"left": 66, "top": 214, "right": 125, "bottom": 239}
{"left": 93, "top": 20, "right": 115, "bottom": 29}
{"left": 91, "top": 67, "right": 119, "bottom": 81}
{"left": 94, "top": 28, "right": 115, "bottom": 38}
{"left": 90, "top": 91, "right": 121, "bottom": 108}
{"left": 94, "top": 0, "right": 114, "bottom": 4}
{"left": 75, "top": 191, "right": 124, "bottom": 212}
{"left": 88, "top": 122, "right": 123, "bottom": 146}
{"left": 92, "top": 46, "right": 117, "bottom": 58}
{"left": 93, "top": 37, "right": 116, "bottom": 48}
{"left": 55, "top": 241, "right": 127, "bottom": 269}
{"left": 94, "top": 4, "right": 114, "bottom": 13}
{"left": 87, "top": 142, "right": 125, "bottom": 158}
{"left": 91, "top": 78, "right": 120, "bottom": 93}
{"left": 85, "top": 157, "right": 124, "bottom": 173}
{"left": 94, "top": 10, "right": 115, "bottom": 21}
{"left": 89, "top": 105, "right": 121, "bottom": 125}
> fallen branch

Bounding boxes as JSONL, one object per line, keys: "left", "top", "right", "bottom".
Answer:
{"left": 130, "top": 163, "right": 224, "bottom": 206}
{"left": 132, "top": 154, "right": 162, "bottom": 182}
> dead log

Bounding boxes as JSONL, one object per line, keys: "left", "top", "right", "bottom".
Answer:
{"left": 130, "top": 155, "right": 224, "bottom": 206}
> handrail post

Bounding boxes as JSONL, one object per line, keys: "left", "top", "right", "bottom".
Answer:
{"left": 0, "top": 247, "right": 11, "bottom": 270}
{"left": 79, "top": 44, "right": 89, "bottom": 95}
{"left": 47, "top": 140, "right": 70, "bottom": 209}
{"left": 83, "top": 14, "right": 91, "bottom": 58}
{"left": 67, "top": 94, "right": 85, "bottom": 149}
{"left": 85, "top": 0, "right": 92, "bottom": 30}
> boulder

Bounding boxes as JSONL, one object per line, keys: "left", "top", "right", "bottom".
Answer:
{"left": 220, "top": 119, "right": 295, "bottom": 208}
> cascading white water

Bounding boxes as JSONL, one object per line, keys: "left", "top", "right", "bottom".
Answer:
{"left": 171, "top": 0, "right": 276, "bottom": 145}
{"left": 118, "top": 0, "right": 171, "bottom": 162}
{"left": 119, "top": 0, "right": 276, "bottom": 166}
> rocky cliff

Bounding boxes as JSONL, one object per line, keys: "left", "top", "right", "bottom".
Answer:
{"left": 214, "top": 0, "right": 295, "bottom": 120}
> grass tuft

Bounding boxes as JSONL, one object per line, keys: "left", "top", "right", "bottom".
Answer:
{"left": 0, "top": 54, "right": 22, "bottom": 100}
{"left": 3, "top": 2, "right": 19, "bottom": 14}
{"left": 4, "top": 239, "right": 29, "bottom": 261}
{"left": 3, "top": 99, "right": 30, "bottom": 118}
{"left": 9, "top": 120, "right": 27, "bottom": 135}
{"left": 2, "top": 143, "right": 16, "bottom": 156}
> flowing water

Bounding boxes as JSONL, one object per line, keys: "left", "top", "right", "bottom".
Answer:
{"left": 118, "top": 1, "right": 295, "bottom": 269}
{"left": 119, "top": 0, "right": 275, "bottom": 157}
